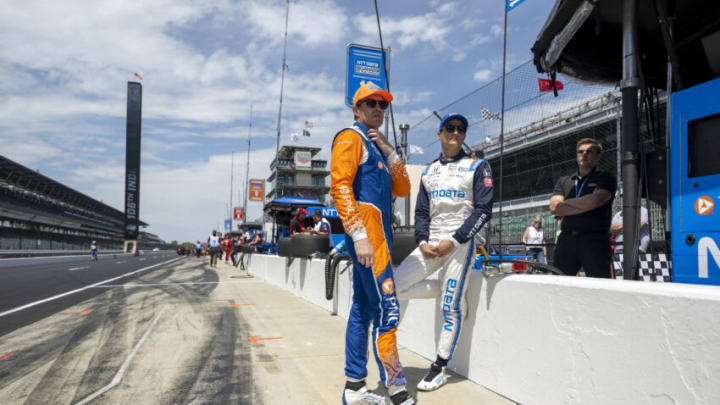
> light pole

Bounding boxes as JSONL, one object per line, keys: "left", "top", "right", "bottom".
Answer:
{"left": 229, "top": 151, "right": 234, "bottom": 229}
{"left": 244, "top": 105, "right": 252, "bottom": 224}
{"left": 274, "top": 0, "right": 290, "bottom": 163}
{"left": 399, "top": 123, "right": 410, "bottom": 226}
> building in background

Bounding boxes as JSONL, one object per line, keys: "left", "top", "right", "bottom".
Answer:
{"left": 0, "top": 154, "right": 167, "bottom": 250}
{"left": 266, "top": 146, "right": 330, "bottom": 204}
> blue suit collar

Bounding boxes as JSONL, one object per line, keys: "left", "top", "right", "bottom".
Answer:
{"left": 438, "top": 150, "right": 468, "bottom": 165}
{"left": 353, "top": 121, "right": 369, "bottom": 135}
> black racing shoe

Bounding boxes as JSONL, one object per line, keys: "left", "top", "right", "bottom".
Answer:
{"left": 416, "top": 363, "right": 447, "bottom": 391}
{"left": 390, "top": 389, "right": 415, "bottom": 405}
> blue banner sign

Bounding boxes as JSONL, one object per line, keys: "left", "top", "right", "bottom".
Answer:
{"left": 346, "top": 44, "right": 389, "bottom": 107}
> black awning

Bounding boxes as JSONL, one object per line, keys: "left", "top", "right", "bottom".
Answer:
{"left": 531, "top": 0, "right": 720, "bottom": 90}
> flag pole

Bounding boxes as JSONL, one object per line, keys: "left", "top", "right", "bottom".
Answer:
{"left": 498, "top": 1, "right": 508, "bottom": 258}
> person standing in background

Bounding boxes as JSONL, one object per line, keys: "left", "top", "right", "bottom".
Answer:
{"left": 550, "top": 138, "right": 616, "bottom": 278}
{"left": 289, "top": 208, "right": 308, "bottom": 236}
{"left": 208, "top": 230, "right": 220, "bottom": 268}
{"left": 90, "top": 240, "right": 98, "bottom": 261}
{"left": 522, "top": 216, "right": 546, "bottom": 263}
{"left": 223, "top": 234, "right": 232, "bottom": 262}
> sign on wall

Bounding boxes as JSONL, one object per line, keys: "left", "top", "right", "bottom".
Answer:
{"left": 294, "top": 151, "right": 312, "bottom": 168}
{"left": 249, "top": 179, "right": 265, "bottom": 201}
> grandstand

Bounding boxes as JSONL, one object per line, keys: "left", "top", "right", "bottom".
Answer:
{"left": 0, "top": 154, "right": 165, "bottom": 251}
{"left": 478, "top": 91, "right": 667, "bottom": 246}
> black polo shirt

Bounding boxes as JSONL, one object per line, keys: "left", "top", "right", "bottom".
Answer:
{"left": 552, "top": 168, "right": 617, "bottom": 233}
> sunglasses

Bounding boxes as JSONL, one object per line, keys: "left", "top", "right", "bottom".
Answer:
{"left": 444, "top": 124, "right": 467, "bottom": 134}
{"left": 361, "top": 99, "right": 389, "bottom": 110}
{"left": 576, "top": 149, "right": 595, "bottom": 156}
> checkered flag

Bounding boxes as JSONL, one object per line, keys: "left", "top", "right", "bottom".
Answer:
{"left": 481, "top": 107, "right": 500, "bottom": 120}
{"left": 612, "top": 253, "right": 673, "bottom": 282}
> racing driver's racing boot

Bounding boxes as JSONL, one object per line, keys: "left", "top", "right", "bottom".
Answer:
{"left": 416, "top": 363, "right": 447, "bottom": 391}
{"left": 342, "top": 385, "right": 387, "bottom": 405}
{"left": 389, "top": 389, "right": 415, "bottom": 404}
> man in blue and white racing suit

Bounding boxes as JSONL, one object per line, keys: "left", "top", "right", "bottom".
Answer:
{"left": 395, "top": 113, "right": 494, "bottom": 391}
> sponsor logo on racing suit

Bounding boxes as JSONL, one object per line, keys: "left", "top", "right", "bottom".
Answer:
{"left": 442, "top": 278, "right": 458, "bottom": 332}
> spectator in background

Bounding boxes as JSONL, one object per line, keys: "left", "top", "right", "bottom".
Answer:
{"left": 208, "top": 230, "right": 220, "bottom": 268}
{"left": 223, "top": 234, "right": 232, "bottom": 262}
{"left": 311, "top": 209, "right": 333, "bottom": 250}
{"left": 610, "top": 205, "right": 650, "bottom": 254}
{"left": 90, "top": 240, "right": 98, "bottom": 261}
{"left": 550, "top": 138, "right": 616, "bottom": 278}
{"left": 195, "top": 240, "right": 202, "bottom": 257}
{"left": 522, "top": 215, "right": 546, "bottom": 263}
{"left": 310, "top": 209, "right": 331, "bottom": 236}
{"left": 289, "top": 208, "right": 308, "bottom": 236}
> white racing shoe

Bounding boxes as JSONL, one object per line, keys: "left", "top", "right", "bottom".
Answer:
{"left": 342, "top": 386, "right": 388, "bottom": 405}
{"left": 416, "top": 363, "right": 447, "bottom": 391}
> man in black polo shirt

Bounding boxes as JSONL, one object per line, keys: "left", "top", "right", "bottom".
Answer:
{"left": 550, "top": 138, "right": 617, "bottom": 278}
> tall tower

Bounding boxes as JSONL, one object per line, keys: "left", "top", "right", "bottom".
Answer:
{"left": 124, "top": 81, "right": 142, "bottom": 254}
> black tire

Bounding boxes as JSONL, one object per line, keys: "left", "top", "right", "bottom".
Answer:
{"left": 291, "top": 234, "right": 331, "bottom": 257}
{"left": 391, "top": 232, "right": 417, "bottom": 266}
{"left": 278, "top": 237, "right": 293, "bottom": 257}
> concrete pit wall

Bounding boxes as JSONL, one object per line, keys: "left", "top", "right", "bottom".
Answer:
{"left": 246, "top": 254, "right": 720, "bottom": 404}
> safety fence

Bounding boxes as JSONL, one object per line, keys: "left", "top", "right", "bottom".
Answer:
{"left": 406, "top": 59, "right": 668, "bottom": 247}
{"left": 406, "top": 59, "right": 612, "bottom": 164}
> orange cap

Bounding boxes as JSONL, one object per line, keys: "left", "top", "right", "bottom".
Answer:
{"left": 352, "top": 82, "right": 393, "bottom": 107}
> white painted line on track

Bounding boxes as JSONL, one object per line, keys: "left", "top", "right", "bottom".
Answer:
{"left": 74, "top": 310, "right": 164, "bottom": 405}
{"left": 115, "top": 261, "right": 127, "bottom": 264}
{"left": 94, "top": 280, "right": 248, "bottom": 288}
{"left": 0, "top": 257, "right": 182, "bottom": 318}
{"left": 68, "top": 266, "right": 89, "bottom": 271}
{"left": 139, "top": 258, "right": 146, "bottom": 261}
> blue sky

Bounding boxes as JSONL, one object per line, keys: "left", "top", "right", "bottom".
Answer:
{"left": 1, "top": 0, "right": 561, "bottom": 243}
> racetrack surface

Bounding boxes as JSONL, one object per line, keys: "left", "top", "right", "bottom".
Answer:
{"left": 0, "top": 254, "right": 260, "bottom": 404}
{"left": 0, "top": 252, "right": 179, "bottom": 336}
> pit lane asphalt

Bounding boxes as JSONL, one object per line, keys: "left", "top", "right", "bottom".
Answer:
{"left": 0, "top": 254, "right": 260, "bottom": 404}
{"left": 0, "top": 252, "right": 180, "bottom": 337}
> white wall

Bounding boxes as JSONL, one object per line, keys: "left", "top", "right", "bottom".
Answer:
{"left": 247, "top": 254, "right": 720, "bottom": 404}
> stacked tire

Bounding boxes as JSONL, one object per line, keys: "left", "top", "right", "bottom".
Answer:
{"left": 290, "top": 234, "right": 331, "bottom": 257}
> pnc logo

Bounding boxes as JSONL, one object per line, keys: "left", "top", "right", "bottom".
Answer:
{"left": 695, "top": 196, "right": 714, "bottom": 216}
{"left": 382, "top": 278, "right": 394, "bottom": 294}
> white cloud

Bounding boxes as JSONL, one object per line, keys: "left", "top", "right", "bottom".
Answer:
{"left": 241, "top": 0, "right": 349, "bottom": 47}
{"left": 452, "top": 52, "right": 468, "bottom": 62}
{"left": 469, "top": 33, "right": 491, "bottom": 47}
{"left": 491, "top": 24, "right": 503, "bottom": 37}
{"left": 353, "top": 5, "right": 458, "bottom": 51}
{"left": 473, "top": 69, "right": 493, "bottom": 82}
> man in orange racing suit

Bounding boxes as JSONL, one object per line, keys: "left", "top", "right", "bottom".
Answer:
{"left": 331, "top": 82, "right": 414, "bottom": 405}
